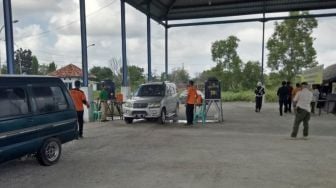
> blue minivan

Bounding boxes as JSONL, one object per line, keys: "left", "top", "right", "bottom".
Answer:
{"left": 0, "top": 75, "right": 78, "bottom": 166}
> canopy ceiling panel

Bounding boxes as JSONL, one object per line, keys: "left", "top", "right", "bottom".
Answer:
{"left": 124, "top": 0, "right": 336, "bottom": 22}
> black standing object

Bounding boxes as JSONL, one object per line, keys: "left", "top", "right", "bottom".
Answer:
{"left": 102, "top": 80, "right": 116, "bottom": 100}
{"left": 205, "top": 77, "right": 221, "bottom": 100}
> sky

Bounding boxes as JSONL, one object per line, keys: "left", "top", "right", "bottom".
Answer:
{"left": 1, "top": 0, "right": 336, "bottom": 78}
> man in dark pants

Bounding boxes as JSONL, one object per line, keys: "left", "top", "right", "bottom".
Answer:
{"left": 185, "top": 80, "right": 197, "bottom": 125}
{"left": 286, "top": 81, "right": 293, "bottom": 113}
{"left": 254, "top": 81, "right": 265, "bottom": 112}
{"left": 277, "top": 81, "right": 289, "bottom": 116}
{"left": 291, "top": 82, "right": 312, "bottom": 139}
{"left": 70, "top": 80, "right": 90, "bottom": 138}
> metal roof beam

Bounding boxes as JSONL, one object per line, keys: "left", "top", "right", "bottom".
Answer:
{"left": 168, "top": 12, "right": 336, "bottom": 28}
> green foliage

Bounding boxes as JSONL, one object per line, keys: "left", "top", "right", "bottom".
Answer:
{"left": 168, "top": 67, "right": 190, "bottom": 84}
{"left": 128, "top": 65, "right": 146, "bottom": 91}
{"left": 48, "top": 62, "right": 57, "bottom": 73}
{"left": 210, "top": 36, "right": 244, "bottom": 90}
{"left": 38, "top": 64, "right": 49, "bottom": 75}
{"left": 31, "top": 56, "right": 39, "bottom": 75}
{"left": 90, "top": 66, "right": 113, "bottom": 82}
{"left": 266, "top": 11, "right": 318, "bottom": 81}
{"left": 1, "top": 65, "right": 7, "bottom": 74}
{"left": 14, "top": 48, "right": 33, "bottom": 74}
{"left": 221, "top": 89, "right": 278, "bottom": 102}
{"left": 241, "top": 61, "right": 261, "bottom": 90}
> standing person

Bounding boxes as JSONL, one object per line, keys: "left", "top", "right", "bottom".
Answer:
{"left": 311, "top": 85, "right": 320, "bottom": 114}
{"left": 254, "top": 81, "right": 265, "bottom": 112}
{"left": 70, "top": 80, "right": 90, "bottom": 139}
{"left": 286, "top": 81, "right": 293, "bottom": 113}
{"left": 185, "top": 80, "right": 197, "bottom": 125}
{"left": 291, "top": 82, "right": 313, "bottom": 139}
{"left": 277, "top": 81, "right": 289, "bottom": 116}
{"left": 99, "top": 84, "right": 109, "bottom": 121}
{"left": 292, "top": 83, "right": 302, "bottom": 100}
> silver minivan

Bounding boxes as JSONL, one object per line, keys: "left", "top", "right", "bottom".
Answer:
{"left": 123, "top": 82, "right": 179, "bottom": 124}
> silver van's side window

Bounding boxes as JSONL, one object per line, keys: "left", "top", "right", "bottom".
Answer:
{"left": 0, "top": 88, "right": 29, "bottom": 118}
{"left": 32, "top": 86, "right": 68, "bottom": 113}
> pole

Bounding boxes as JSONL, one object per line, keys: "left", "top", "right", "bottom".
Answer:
{"left": 79, "top": 0, "right": 88, "bottom": 87}
{"left": 120, "top": 0, "right": 128, "bottom": 87}
{"left": 261, "top": 12, "right": 265, "bottom": 83}
{"left": 147, "top": 2, "right": 152, "bottom": 82}
{"left": 3, "top": 0, "right": 15, "bottom": 74}
{"left": 165, "top": 20, "right": 168, "bottom": 80}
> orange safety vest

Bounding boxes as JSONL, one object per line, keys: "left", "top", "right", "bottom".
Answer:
{"left": 70, "top": 88, "right": 87, "bottom": 111}
{"left": 186, "top": 86, "right": 197, "bottom": 105}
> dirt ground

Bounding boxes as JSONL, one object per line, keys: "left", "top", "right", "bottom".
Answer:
{"left": 1, "top": 102, "right": 335, "bottom": 188}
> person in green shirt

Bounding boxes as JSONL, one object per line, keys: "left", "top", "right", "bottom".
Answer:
{"left": 99, "top": 85, "right": 109, "bottom": 121}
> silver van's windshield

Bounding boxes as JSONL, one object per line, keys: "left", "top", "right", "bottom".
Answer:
{"left": 135, "top": 84, "right": 165, "bottom": 97}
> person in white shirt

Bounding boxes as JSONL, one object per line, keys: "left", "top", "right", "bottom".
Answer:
{"left": 311, "top": 85, "right": 320, "bottom": 114}
{"left": 291, "top": 82, "right": 313, "bottom": 139}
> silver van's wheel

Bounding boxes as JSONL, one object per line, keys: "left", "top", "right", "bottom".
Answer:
{"left": 159, "top": 109, "right": 166, "bottom": 124}
{"left": 37, "top": 138, "right": 62, "bottom": 166}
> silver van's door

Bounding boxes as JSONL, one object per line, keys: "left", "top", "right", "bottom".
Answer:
{"left": 0, "top": 87, "right": 34, "bottom": 162}
{"left": 165, "top": 84, "right": 176, "bottom": 115}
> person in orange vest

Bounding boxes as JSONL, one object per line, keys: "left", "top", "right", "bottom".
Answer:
{"left": 185, "top": 80, "right": 197, "bottom": 125}
{"left": 70, "top": 80, "right": 90, "bottom": 139}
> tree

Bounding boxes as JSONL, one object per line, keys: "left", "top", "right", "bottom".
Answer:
{"left": 38, "top": 64, "right": 49, "bottom": 75}
{"left": 267, "top": 11, "right": 318, "bottom": 81}
{"left": 169, "top": 67, "right": 190, "bottom": 84}
{"left": 211, "top": 36, "right": 243, "bottom": 90}
{"left": 31, "top": 56, "right": 39, "bottom": 75}
{"left": 1, "top": 65, "right": 7, "bottom": 74}
{"left": 89, "top": 66, "right": 113, "bottom": 82}
{"left": 14, "top": 48, "right": 33, "bottom": 74}
{"left": 48, "top": 62, "right": 57, "bottom": 73}
{"left": 241, "top": 61, "right": 261, "bottom": 90}
{"left": 128, "top": 65, "right": 145, "bottom": 91}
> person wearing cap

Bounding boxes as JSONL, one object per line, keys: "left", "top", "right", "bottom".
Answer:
{"left": 254, "top": 81, "right": 265, "bottom": 112}
{"left": 291, "top": 82, "right": 313, "bottom": 139}
{"left": 70, "top": 80, "right": 90, "bottom": 138}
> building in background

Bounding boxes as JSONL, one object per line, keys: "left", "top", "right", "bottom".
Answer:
{"left": 49, "top": 64, "right": 97, "bottom": 91}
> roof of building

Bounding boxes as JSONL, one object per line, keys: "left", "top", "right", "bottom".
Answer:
{"left": 323, "top": 64, "right": 336, "bottom": 82}
{"left": 125, "top": 0, "right": 336, "bottom": 23}
{"left": 48, "top": 64, "right": 95, "bottom": 78}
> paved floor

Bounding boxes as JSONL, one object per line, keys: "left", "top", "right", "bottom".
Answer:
{"left": 1, "top": 102, "right": 335, "bottom": 188}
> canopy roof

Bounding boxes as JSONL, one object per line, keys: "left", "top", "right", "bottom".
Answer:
{"left": 125, "top": 0, "right": 336, "bottom": 23}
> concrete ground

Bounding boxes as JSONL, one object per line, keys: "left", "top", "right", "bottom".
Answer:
{"left": 0, "top": 102, "right": 335, "bottom": 188}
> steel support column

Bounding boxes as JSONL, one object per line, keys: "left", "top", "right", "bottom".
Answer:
{"left": 165, "top": 20, "right": 168, "bottom": 80}
{"left": 79, "top": 0, "right": 88, "bottom": 86}
{"left": 3, "top": 0, "right": 15, "bottom": 74}
{"left": 261, "top": 12, "right": 265, "bottom": 83}
{"left": 147, "top": 3, "right": 152, "bottom": 82}
{"left": 121, "top": 0, "right": 128, "bottom": 87}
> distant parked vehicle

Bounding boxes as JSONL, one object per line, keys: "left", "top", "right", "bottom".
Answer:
{"left": 0, "top": 75, "right": 78, "bottom": 166}
{"left": 123, "top": 82, "right": 179, "bottom": 124}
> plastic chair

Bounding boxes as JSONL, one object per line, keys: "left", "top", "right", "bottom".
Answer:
{"left": 92, "top": 101, "right": 102, "bottom": 122}
{"left": 193, "top": 96, "right": 206, "bottom": 125}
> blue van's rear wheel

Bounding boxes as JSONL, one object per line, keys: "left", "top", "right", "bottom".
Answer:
{"left": 37, "top": 138, "right": 62, "bottom": 166}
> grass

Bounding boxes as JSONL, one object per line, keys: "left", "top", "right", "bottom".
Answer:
{"left": 221, "top": 89, "right": 278, "bottom": 102}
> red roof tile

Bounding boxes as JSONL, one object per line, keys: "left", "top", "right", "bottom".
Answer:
{"left": 49, "top": 64, "right": 95, "bottom": 78}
